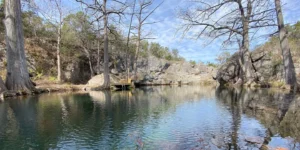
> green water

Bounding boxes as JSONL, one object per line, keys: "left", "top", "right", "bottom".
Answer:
{"left": 0, "top": 86, "right": 299, "bottom": 149}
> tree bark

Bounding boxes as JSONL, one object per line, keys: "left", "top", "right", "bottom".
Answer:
{"left": 55, "top": 0, "right": 63, "bottom": 83}
{"left": 134, "top": 25, "right": 141, "bottom": 78}
{"left": 83, "top": 46, "right": 94, "bottom": 78}
{"left": 4, "top": 0, "right": 35, "bottom": 91}
{"left": 102, "top": 0, "right": 110, "bottom": 89}
{"left": 275, "top": 0, "right": 297, "bottom": 89}
{"left": 126, "top": 0, "right": 136, "bottom": 81}
{"left": 97, "top": 39, "right": 101, "bottom": 74}
{"left": 134, "top": 6, "right": 142, "bottom": 78}
{"left": 57, "top": 25, "right": 62, "bottom": 82}
{"left": 0, "top": 77, "right": 7, "bottom": 93}
{"left": 237, "top": 0, "right": 254, "bottom": 84}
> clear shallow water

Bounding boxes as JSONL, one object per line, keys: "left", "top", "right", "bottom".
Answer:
{"left": 0, "top": 86, "right": 300, "bottom": 149}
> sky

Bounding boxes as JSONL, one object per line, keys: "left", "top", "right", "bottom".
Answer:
{"left": 35, "top": 0, "right": 300, "bottom": 63}
{"left": 144, "top": 0, "right": 300, "bottom": 63}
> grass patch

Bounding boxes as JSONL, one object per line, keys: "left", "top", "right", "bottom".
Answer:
{"left": 269, "top": 80, "right": 285, "bottom": 88}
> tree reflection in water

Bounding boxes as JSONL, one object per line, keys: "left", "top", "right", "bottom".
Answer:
{"left": 0, "top": 86, "right": 299, "bottom": 149}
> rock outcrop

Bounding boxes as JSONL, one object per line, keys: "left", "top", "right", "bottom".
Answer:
{"left": 0, "top": 38, "right": 218, "bottom": 86}
{"left": 215, "top": 53, "right": 241, "bottom": 85}
{"left": 64, "top": 56, "right": 92, "bottom": 84}
{"left": 134, "top": 56, "right": 217, "bottom": 85}
{"left": 215, "top": 46, "right": 299, "bottom": 86}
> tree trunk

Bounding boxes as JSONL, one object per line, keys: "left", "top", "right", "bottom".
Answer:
{"left": 57, "top": 25, "right": 62, "bottom": 82}
{"left": 97, "top": 40, "right": 101, "bottom": 74}
{"left": 275, "top": 0, "right": 297, "bottom": 89}
{"left": 102, "top": 0, "right": 110, "bottom": 89}
{"left": 4, "top": 0, "right": 35, "bottom": 91}
{"left": 126, "top": 0, "right": 136, "bottom": 81}
{"left": 134, "top": 26, "right": 141, "bottom": 78}
{"left": 83, "top": 46, "right": 94, "bottom": 78}
{"left": 0, "top": 77, "right": 7, "bottom": 93}
{"left": 242, "top": 26, "right": 253, "bottom": 83}
{"left": 237, "top": 0, "right": 254, "bottom": 84}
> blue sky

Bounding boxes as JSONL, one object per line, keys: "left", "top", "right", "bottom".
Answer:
{"left": 144, "top": 0, "right": 300, "bottom": 63}
{"left": 36, "top": 0, "right": 300, "bottom": 63}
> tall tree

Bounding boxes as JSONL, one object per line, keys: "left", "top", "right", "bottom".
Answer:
{"left": 179, "top": 0, "right": 276, "bottom": 84}
{"left": 274, "top": 0, "right": 297, "bottom": 89}
{"left": 125, "top": 0, "right": 136, "bottom": 81}
{"left": 4, "top": 0, "right": 35, "bottom": 90}
{"left": 63, "top": 12, "right": 96, "bottom": 78}
{"left": 35, "top": 0, "right": 70, "bottom": 82}
{"left": 76, "top": 0, "right": 126, "bottom": 89}
{"left": 55, "top": 0, "right": 63, "bottom": 82}
{"left": 133, "top": 0, "right": 163, "bottom": 77}
{"left": 102, "top": 0, "right": 110, "bottom": 88}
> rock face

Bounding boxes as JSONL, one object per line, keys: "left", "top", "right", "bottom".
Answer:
{"left": 0, "top": 77, "right": 6, "bottom": 94}
{"left": 0, "top": 38, "right": 217, "bottom": 86}
{"left": 64, "top": 56, "right": 91, "bottom": 84}
{"left": 134, "top": 56, "right": 217, "bottom": 85}
{"left": 215, "top": 53, "right": 241, "bottom": 85}
{"left": 215, "top": 46, "right": 299, "bottom": 85}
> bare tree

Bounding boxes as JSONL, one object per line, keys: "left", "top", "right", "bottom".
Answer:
{"left": 96, "top": 21, "right": 103, "bottom": 75}
{"left": 125, "top": 0, "right": 136, "bottom": 81}
{"left": 4, "top": 0, "right": 35, "bottom": 90}
{"left": 179, "top": 0, "right": 276, "bottom": 84}
{"left": 102, "top": 0, "right": 110, "bottom": 88}
{"left": 76, "top": 0, "right": 126, "bottom": 89}
{"left": 55, "top": 0, "right": 63, "bottom": 83}
{"left": 216, "top": 51, "right": 231, "bottom": 65}
{"left": 33, "top": 0, "right": 73, "bottom": 83}
{"left": 133, "top": 0, "right": 163, "bottom": 77}
{"left": 274, "top": 0, "right": 297, "bottom": 89}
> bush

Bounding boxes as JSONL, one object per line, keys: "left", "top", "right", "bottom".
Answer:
{"left": 207, "top": 62, "right": 218, "bottom": 68}
{"left": 189, "top": 60, "right": 196, "bottom": 65}
{"left": 49, "top": 76, "right": 57, "bottom": 82}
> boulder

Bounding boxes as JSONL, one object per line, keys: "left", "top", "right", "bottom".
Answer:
{"left": 111, "top": 69, "right": 119, "bottom": 75}
{"left": 87, "top": 74, "right": 119, "bottom": 87}
{"left": 245, "top": 136, "right": 264, "bottom": 146}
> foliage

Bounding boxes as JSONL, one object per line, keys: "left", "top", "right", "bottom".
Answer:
{"left": 149, "top": 42, "right": 182, "bottom": 61}
{"left": 189, "top": 60, "right": 196, "bottom": 65}
{"left": 257, "top": 21, "right": 300, "bottom": 66}
{"left": 216, "top": 51, "right": 231, "bottom": 65}
{"left": 48, "top": 76, "right": 57, "bottom": 82}
{"left": 0, "top": 6, "right": 189, "bottom": 80}
{"left": 207, "top": 62, "right": 217, "bottom": 68}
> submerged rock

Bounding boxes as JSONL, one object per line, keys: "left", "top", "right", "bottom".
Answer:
{"left": 245, "top": 136, "right": 264, "bottom": 148}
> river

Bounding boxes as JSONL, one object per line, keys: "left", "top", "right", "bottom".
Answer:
{"left": 0, "top": 86, "right": 299, "bottom": 149}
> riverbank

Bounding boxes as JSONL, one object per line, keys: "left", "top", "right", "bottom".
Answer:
{"left": 0, "top": 74, "right": 297, "bottom": 101}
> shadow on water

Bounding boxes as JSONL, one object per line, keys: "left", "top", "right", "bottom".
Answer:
{"left": 0, "top": 86, "right": 299, "bottom": 149}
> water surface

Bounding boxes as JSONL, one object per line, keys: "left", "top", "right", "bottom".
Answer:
{"left": 0, "top": 86, "right": 299, "bottom": 149}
